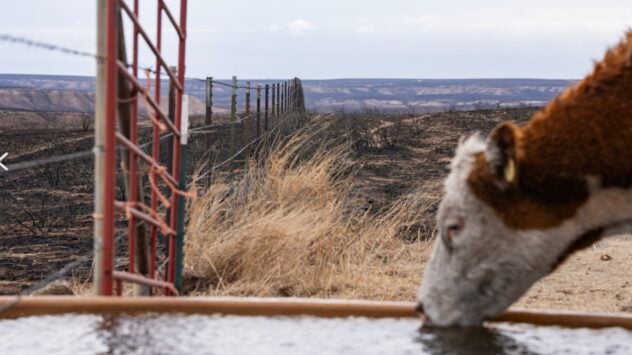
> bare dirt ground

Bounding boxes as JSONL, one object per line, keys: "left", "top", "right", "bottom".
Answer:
{"left": 1, "top": 107, "right": 630, "bottom": 313}
{"left": 0, "top": 112, "right": 267, "bottom": 295}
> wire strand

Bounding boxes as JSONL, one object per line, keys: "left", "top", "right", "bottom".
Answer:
{"left": 190, "top": 112, "right": 295, "bottom": 185}
{"left": 0, "top": 232, "right": 125, "bottom": 315}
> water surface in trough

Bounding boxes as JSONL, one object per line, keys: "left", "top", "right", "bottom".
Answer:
{"left": 0, "top": 313, "right": 631, "bottom": 355}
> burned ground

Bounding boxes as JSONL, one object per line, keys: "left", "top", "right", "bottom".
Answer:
{"left": 1, "top": 107, "right": 630, "bottom": 313}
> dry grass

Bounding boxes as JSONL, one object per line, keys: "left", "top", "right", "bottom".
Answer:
{"left": 184, "top": 126, "right": 434, "bottom": 300}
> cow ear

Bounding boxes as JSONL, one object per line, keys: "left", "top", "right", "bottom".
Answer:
{"left": 485, "top": 121, "right": 521, "bottom": 186}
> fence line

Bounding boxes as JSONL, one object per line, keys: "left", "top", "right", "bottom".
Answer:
{"left": 201, "top": 76, "right": 306, "bottom": 159}
{"left": 0, "top": 20, "right": 307, "bottom": 299}
{"left": 0, "top": 118, "right": 257, "bottom": 174}
{"left": 190, "top": 105, "right": 301, "bottom": 185}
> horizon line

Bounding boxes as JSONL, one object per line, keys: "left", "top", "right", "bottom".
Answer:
{"left": 0, "top": 73, "right": 579, "bottom": 81}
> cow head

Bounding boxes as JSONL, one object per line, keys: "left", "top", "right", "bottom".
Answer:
{"left": 418, "top": 32, "right": 632, "bottom": 326}
{"left": 417, "top": 121, "right": 603, "bottom": 326}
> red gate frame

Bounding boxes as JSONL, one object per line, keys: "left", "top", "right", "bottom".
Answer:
{"left": 100, "top": 0, "right": 188, "bottom": 295}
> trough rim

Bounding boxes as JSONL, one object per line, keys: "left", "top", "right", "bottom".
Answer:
{"left": 0, "top": 296, "right": 631, "bottom": 330}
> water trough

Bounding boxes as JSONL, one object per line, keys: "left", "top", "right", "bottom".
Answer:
{"left": 1, "top": 296, "right": 631, "bottom": 354}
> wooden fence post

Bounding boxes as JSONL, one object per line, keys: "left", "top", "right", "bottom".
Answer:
{"left": 230, "top": 75, "right": 237, "bottom": 156}
{"left": 280, "top": 82, "right": 285, "bottom": 114}
{"left": 276, "top": 83, "right": 280, "bottom": 117}
{"left": 256, "top": 84, "right": 261, "bottom": 138}
{"left": 284, "top": 81, "right": 288, "bottom": 112}
{"left": 271, "top": 83, "right": 276, "bottom": 120}
{"left": 244, "top": 81, "right": 252, "bottom": 159}
{"left": 205, "top": 76, "right": 213, "bottom": 124}
{"left": 205, "top": 77, "right": 213, "bottom": 172}
{"left": 245, "top": 81, "right": 251, "bottom": 116}
{"left": 291, "top": 79, "right": 296, "bottom": 110}
{"left": 296, "top": 78, "right": 305, "bottom": 113}
{"left": 265, "top": 84, "right": 269, "bottom": 131}
{"left": 289, "top": 80, "right": 293, "bottom": 111}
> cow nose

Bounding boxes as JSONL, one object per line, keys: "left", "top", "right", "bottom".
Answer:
{"left": 416, "top": 302, "right": 432, "bottom": 324}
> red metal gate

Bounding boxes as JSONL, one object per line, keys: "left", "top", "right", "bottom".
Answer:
{"left": 95, "top": 0, "right": 189, "bottom": 296}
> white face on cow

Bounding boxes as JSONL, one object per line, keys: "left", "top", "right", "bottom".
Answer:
{"left": 419, "top": 136, "right": 534, "bottom": 326}
{"left": 417, "top": 133, "right": 590, "bottom": 326}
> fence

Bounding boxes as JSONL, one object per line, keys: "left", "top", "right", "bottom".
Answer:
{"left": 0, "top": 2, "right": 307, "bottom": 304}
{"left": 201, "top": 76, "right": 306, "bottom": 162}
{"left": 191, "top": 77, "right": 307, "bottom": 187}
{"left": 93, "top": 0, "right": 190, "bottom": 296}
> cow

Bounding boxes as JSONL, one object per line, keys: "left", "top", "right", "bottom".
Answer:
{"left": 417, "top": 31, "right": 632, "bottom": 326}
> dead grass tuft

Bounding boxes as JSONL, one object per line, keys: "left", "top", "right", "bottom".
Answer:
{"left": 184, "top": 126, "right": 433, "bottom": 300}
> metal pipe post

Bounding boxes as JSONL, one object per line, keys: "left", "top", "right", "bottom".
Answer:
{"left": 94, "top": 0, "right": 108, "bottom": 295}
{"left": 174, "top": 94, "right": 189, "bottom": 292}
{"left": 230, "top": 75, "right": 237, "bottom": 156}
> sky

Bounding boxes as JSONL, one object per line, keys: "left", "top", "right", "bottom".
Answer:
{"left": 0, "top": 0, "right": 631, "bottom": 79}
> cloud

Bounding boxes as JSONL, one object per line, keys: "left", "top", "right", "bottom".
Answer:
{"left": 268, "top": 24, "right": 281, "bottom": 32}
{"left": 287, "top": 19, "right": 314, "bottom": 36}
{"left": 401, "top": 7, "right": 632, "bottom": 35}
{"left": 355, "top": 18, "right": 374, "bottom": 34}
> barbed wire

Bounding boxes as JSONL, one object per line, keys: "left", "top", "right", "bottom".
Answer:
{"left": 0, "top": 33, "right": 296, "bottom": 90}
{"left": 0, "top": 115, "right": 285, "bottom": 312}
{"left": 190, "top": 112, "right": 294, "bottom": 185}
{"left": 1, "top": 150, "right": 93, "bottom": 174}
{"left": 0, "top": 117, "right": 261, "bottom": 175}
{"left": 0, "top": 31, "right": 306, "bottom": 305}
{"left": 0, "top": 33, "right": 104, "bottom": 62}
{"left": 0, "top": 33, "right": 161, "bottom": 75}
{"left": 208, "top": 80, "right": 253, "bottom": 90}
{"left": 0, "top": 231, "right": 126, "bottom": 315}
{"left": 204, "top": 78, "right": 291, "bottom": 90}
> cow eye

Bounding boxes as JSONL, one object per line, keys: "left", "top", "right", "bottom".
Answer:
{"left": 445, "top": 217, "right": 464, "bottom": 239}
{"left": 440, "top": 217, "right": 464, "bottom": 252}
{"left": 446, "top": 223, "right": 462, "bottom": 238}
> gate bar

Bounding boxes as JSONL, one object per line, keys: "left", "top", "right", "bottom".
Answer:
{"left": 1, "top": 297, "right": 632, "bottom": 330}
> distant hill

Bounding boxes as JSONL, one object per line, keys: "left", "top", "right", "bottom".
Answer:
{"left": 0, "top": 87, "right": 94, "bottom": 112}
{"left": 0, "top": 74, "right": 574, "bottom": 113}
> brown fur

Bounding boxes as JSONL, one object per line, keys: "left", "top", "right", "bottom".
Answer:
{"left": 468, "top": 31, "right": 632, "bottom": 230}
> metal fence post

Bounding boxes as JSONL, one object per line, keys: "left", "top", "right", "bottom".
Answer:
{"left": 205, "top": 76, "right": 213, "bottom": 124}
{"left": 94, "top": 0, "right": 109, "bottom": 295}
{"left": 245, "top": 81, "right": 251, "bottom": 116}
{"left": 167, "top": 66, "right": 177, "bottom": 177}
{"left": 174, "top": 94, "right": 189, "bottom": 292}
{"left": 230, "top": 75, "right": 237, "bottom": 156}
{"left": 265, "top": 84, "right": 269, "bottom": 131}
{"left": 256, "top": 84, "right": 261, "bottom": 138}
{"left": 205, "top": 77, "right": 213, "bottom": 171}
